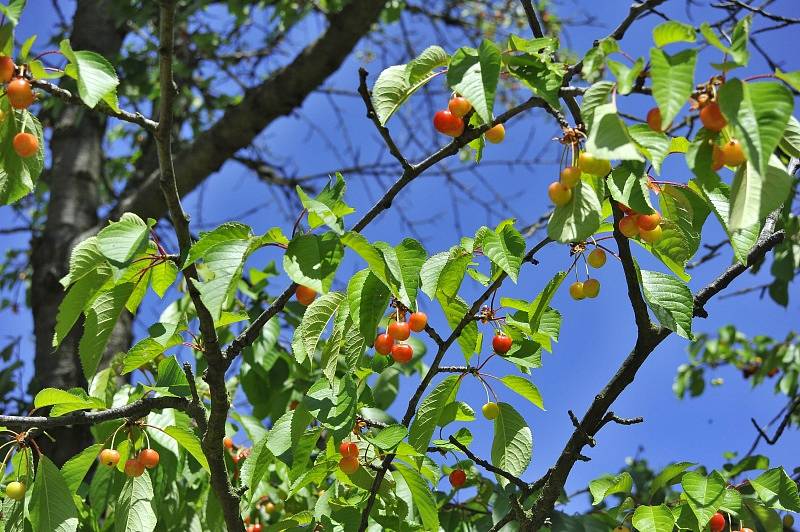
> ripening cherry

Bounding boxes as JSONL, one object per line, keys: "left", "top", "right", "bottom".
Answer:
{"left": 700, "top": 101, "right": 727, "bottom": 132}
{"left": 388, "top": 320, "right": 411, "bottom": 341}
{"left": 433, "top": 110, "right": 465, "bottom": 137}
{"left": 548, "top": 181, "right": 572, "bottom": 207}
{"left": 295, "top": 285, "right": 316, "bottom": 306}
{"left": 374, "top": 333, "right": 394, "bottom": 355}
{"left": 582, "top": 278, "right": 600, "bottom": 299}
{"left": 448, "top": 96, "right": 471, "bottom": 118}
{"left": 484, "top": 123, "right": 505, "bottom": 144}
{"left": 99, "top": 448, "right": 121, "bottom": 467}
{"left": 578, "top": 152, "right": 611, "bottom": 176}
{"left": 646, "top": 107, "right": 663, "bottom": 132}
{"left": 560, "top": 166, "right": 581, "bottom": 188}
{"left": 391, "top": 343, "right": 413, "bottom": 363}
{"left": 719, "top": 139, "right": 746, "bottom": 166}
{"left": 712, "top": 144, "right": 724, "bottom": 171}
{"left": 612, "top": 527, "right": 630, "bottom": 532}
{"left": 639, "top": 225, "right": 663, "bottom": 244}
{"left": 739, "top": 528, "right": 754, "bottom": 532}
{"left": 264, "top": 501, "right": 277, "bottom": 515}
{"left": 339, "top": 455, "right": 359, "bottom": 475}
{"left": 587, "top": 248, "right": 606, "bottom": 268}
{"left": 637, "top": 212, "right": 661, "bottom": 231}
{"left": 408, "top": 311, "right": 428, "bottom": 332}
{"left": 783, "top": 514, "right": 794, "bottom": 528}
{"left": 7, "top": 78, "right": 33, "bottom": 109}
{"left": 569, "top": 281, "right": 585, "bottom": 300}
{"left": 339, "top": 441, "right": 359, "bottom": 458}
{"left": 492, "top": 333, "right": 512, "bottom": 354}
{"left": 482, "top": 402, "right": 500, "bottom": 420}
{"left": 449, "top": 469, "right": 466, "bottom": 488}
{"left": 124, "top": 458, "right": 145, "bottom": 477}
{"left": 0, "top": 56, "right": 14, "bottom": 83}
{"left": 5, "top": 481, "right": 25, "bottom": 501}
{"left": 252, "top": 523, "right": 264, "bottom": 532}
{"left": 138, "top": 448, "right": 160, "bottom": 469}
{"left": 618, "top": 215, "right": 640, "bottom": 238}
{"left": 223, "top": 436, "right": 234, "bottom": 450}
{"left": 709, "top": 512, "right": 726, "bottom": 532}
{"left": 13, "top": 132, "right": 38, "bottom": 158}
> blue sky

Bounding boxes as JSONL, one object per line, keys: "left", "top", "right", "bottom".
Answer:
{"left": 2, "top": 0, "right": 798, "bottom": 514}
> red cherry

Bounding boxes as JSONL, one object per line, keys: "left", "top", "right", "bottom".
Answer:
{"left": 374, "top": 333, "right": 394, "bottom": 355}
{"left": 12, "top": 132, "right": 38, "bottom": 158}
{"left": 391, "top": 343, "right": 413, "bottom": 363}
{"left": 637, "top": 212, "right": 661, "bottom": 231}
{"left": 252, "top": 524, "right": 263, "bottom": 532}
{"left": 7, "top": 78, "right": 33, "bottom": 109}
{"left": 700, "top": 101, "right": 726, "bottom": 132}
{"left": 0, "top": 56, "right": 15, "bottom": 83}
{"left": 449, "top": 469, "right": 466, "bottom": 488}
{"left": 295, "top": 285, "right": 316, "bottom": 306}
{"left": 492, "top": 333, "right": 512, "bottom": 354}
{"left": 709, "top": 512, "right": 725, "bottom": 532}
{"left": 448, "top": 96, "right": 471, "bottom": 118}
{"left": 124, "top": 459, "right": 145, "bottom": 477}
{"left": 339, "top": 441, "right": 358, "bottom": 457}
{"left": 712, "top": 144, "right": 725, "bottom": 171}
{"left": 339, "top": 455, "right": 359, "bottom": 474}
{"left": 646, "top": 107, "right": 663, "bottom": 132}
{"left": 408, "top": 311, "right": 428, "bottom": 332}
{"left": 388, "top": 320, "right": 411, "bottom": 341}
{"left": 138, "top": 448, "right": 160, "bottom": 469}
{"left": 223, "top": 436, "right": 234, "bottom": 450}
{"left": 618, "top": 215, "right": 640, "bottom": 238}
{"left": 433, "top": 110, "right": 465, "bottom": 137}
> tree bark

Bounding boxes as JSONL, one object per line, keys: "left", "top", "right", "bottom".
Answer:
{"left": 29, "top": 0, "right": 127, "bottom": 466}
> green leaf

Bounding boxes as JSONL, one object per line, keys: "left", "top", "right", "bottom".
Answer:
{"left": 54, "top": 266, "right": 112, "bottom": 347}
{"left": 696, "top": 181, "right": 759, "bottom": 265}
{"left": 294, "top": 291, "right": 345, "bottom": 363}
{"left": 632, "top": 504, "right": 675, "bottom": 532}
{"left": 648, "top": 461, "right": 694, "bottom": 499}
{"left": 153, "top": 356, "right": 190, "bottom": 396}
{"left": 729, "top": 156, "right": 793, "bottom": 230}
{"left": 60, "top": 39, "right": 119, "bottom": 109}
{"left": 371, "top": 46, "right": 449, "bottom": 125}
{"left": 283, "top": 232, "right": 343, "bottom": 293}
{"left": 28, "top": 455, "right": 78, "bottom": 532}
{"left": 750, "top": 467, "right": 800, "bottom": 512}
{"left": 163, "top": 425, "right": 210, "bottom": 472}
{"left": 491, "top": 403, "right": 532, "bottom": 487}
{"left": 528, "top": 271, "right": 566, "bottom": 333}
{"left": 0, "top": 0, "right": 26, "bottom": 26}
{"left": 34, "top": 388, "right": 104, "bottom": 412}
{"left": 0, "top": 104, "right": 45, "bottom": 205}
{"left": 498, "top": 375, "right": 544, "bottom": 410}
{"left": 650, "top": 48, "right": 697, "bottom": 128}
{"left": 346, "top": 269, "right": 390, "bottom": 346}
{"left": 150, "top": 260, "right": 178, "bottom": 297}
{"left": 586, "top": 102, "right": 644, "bottom": 161}
{"left": 376, "top": 238, "right": 427, "bottom": 308}
{"left": 408, "top": 375, "right": 461, "bottom": 453}
{"left": 304, "top": 376, "right": 357, "bottom": 442}
{"left": 438, "top": 294, "right": 479, "bottom": 362}
{"left": 718, "top": 79, "right": 793, "bottom": 180}
{"left": 640, "top": 270, "right": 693, "bottom": 338}
{"left": 589, "top": 472, "right": 633, "bottom": 505}
{"left": 394, "top": 463, "right": 439, "bottom": 532}
{"left": 447, "top": 40, "right": 502, "bottom": 123}
{"left": 476, "top": 224, "right": 526, "bottom": 282}
{"left": 61, "top": 443, "right": 103, "bottom": 493}
{"left": 363, "top": 424, "right": 408, "bottom": 451}
{"left": 776, "top": 69, "right": 800, "bottom": 93}
{"left": 296, "top": 174, "right": 354, "bottom": 235}
{"left": 96, "top": 213, "right": 149, "bottom": 265}
{"left": 115, "top": 472, "right": 156, "bottom": 532}
{"left": 653, "top": 21, "right": 696, "bottom": 47}
{"left": 607, "top": 161, "right": 654, "bottom": 214}
{"left": 607, "top": 58, "right": 644, "bottom": 95}
{"left": 504, "top": 52, "right": 564, "bottom": 108}
{"left": 682, "top": 470, "right": 727, "bottom": 524}
{"left": 700, "top": 17, "right": 750, "bottom": 67}
{"left": 628, "top": 124, "right": 670, "bottom": 174}
{"left": 78, "top": 282, "right": 135, "bottom": 379}
{"left": 779, "top": 114, "right": 800, "bottom": 157}
{"left": 547, "top": 179, "right": 603, "bottom": 243}
{"left": 580, "top": 81, "right": 614, "bottom": 134}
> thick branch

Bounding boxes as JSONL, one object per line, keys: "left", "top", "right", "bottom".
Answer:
{"left": 448, "top": 436, "right": 529, "bottom": 491}
{"left": 612, "top": 205, "right": 653, "bottom": 332}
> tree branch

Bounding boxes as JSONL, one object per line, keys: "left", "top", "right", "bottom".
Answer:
{"left": 448, "top": 435, "right": 529, "bottom": 491}
{"left": 612, "top": 204, "right": 654, "bottom": 332}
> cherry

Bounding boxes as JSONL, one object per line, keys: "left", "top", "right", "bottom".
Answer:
{"left": 433, "top": 110, "right": 465, "bottom": 137}
{"left": 449, "top": 469, "right": 466, "bottom": 488}
{"left": 264, "top": 502, "right": 277, "bottom": 515}
{"left": 784, "top": 514, "right": 794, "bottom": 528}
{"left": 391, "top": 343, "right": 413, "bottom": 363}
{"left": 709, "top": 512, "right": 726, "bottom": 532}
{"left": 374, "top": 333, "right": 394, "bottom": 355}
{"left": 637, "top": 212, "right": 661, "bottom": 231}
{"left": 492, "top": 333, "right": 512, "bottom": 354}
{"left": 232, "top": 452, "right": 241, "bottom": 465}
{"left": 612, "top": 527, "right": 630, "bottom": 532}
{"left": 339, "top": 441, "right": 358, "bottom": 457}
{"left": 448, "top": 96, "right": 471, "bottom": 118}
{"left": 124, "top": 459, "right": 145, "bottom": 477}
{"left": 295, "top": 285, "right": 316, "bottom": 306}
{"left": 484, "top": 123, "right": 505, "bottom": 144}
{"left": 739, "top": 529, "right": 754, "bottom": 532}
{"left": 618, "top": 215, "right": 640, "bottom": 238}
{"left": 339, "top": 455, "right": 359, "bottom": 475}
{"left": 482, "top": 402, "right": 500, "bottom": 420}
{"left": 560, "top": 166, "right": 581, "bottom": 188}
{"left": 712, "top": 144, "right": 725, "bottom": 171}
{"left": 252, "top": 524, "right": 264, "bottom": 532}
{"left": 5, "top": 481, "right": 25, "bottom": 501}
{"left": 582, "top": 278, "right": 600, "bottom": 299}
{"left": 408, "top": 311, "right": 428, "bottom": 332}
{"left": 288, "top": 400, "right": 299, "bottom": 410}
{"left": 7, "top": 78, "right": 33, "bottom": 109}
{"left": 548, "top": 181, "right": 572, "bottom": 207}
{"left": 578, "top": 152, "right": 611, "bottom": 176}
{"left": 223, "top": 436, "right": 234, "bottom": 450}
{"left": 569, "top": 281, "right": 585, "bottom": 300}
{"left": 719, "top": 139, "right": 746, "bottom": 166}
{"left": 587, "top": 248, "right": 606, "bottom": 268}
{"left": 138, "top": 448, "right": 160, "bottom": 469}
{"left": 646, "top": 107, "right": 663, "bottom": 132}
{"left": 0, "top": 56, "right": 14, "bottom": 83}
{"left": 99, "top": 448, "right": 121, "bottom": 467}
{"left": 639, "top": 225, "right": 663, "bottom": 244}
{"left": 12, "top": 132, "right": 37, "bottom": 158}
{"left": 388, "top": 320, "right": 411, "bottom": 341}
{"left": 700, "top": 101, "right": 727, "bottom": 132}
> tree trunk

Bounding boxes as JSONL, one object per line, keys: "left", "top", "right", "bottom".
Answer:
{"left": 29, "top": 0, "right": 127, "bottom": 466}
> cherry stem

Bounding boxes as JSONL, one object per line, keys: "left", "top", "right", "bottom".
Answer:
{"left": 31, "top": 50, "right": 63, "bottom": 62}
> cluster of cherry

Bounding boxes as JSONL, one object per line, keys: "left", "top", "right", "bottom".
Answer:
{"left": 0, "top": 56, "right": 39, "bottom": 158}
{"left": 374, "top": 311, "right": 428, "bottom": 363}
